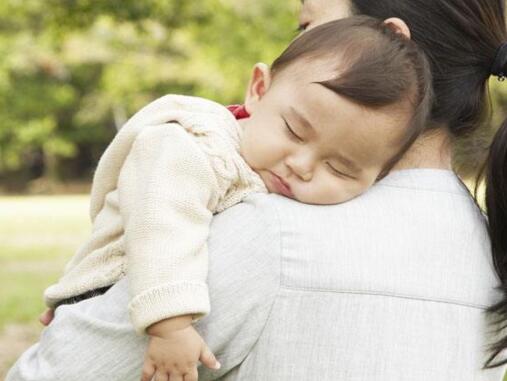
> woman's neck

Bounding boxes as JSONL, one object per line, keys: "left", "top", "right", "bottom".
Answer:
{"left": 393, "top": 127, "right": 453, "bottom": 171}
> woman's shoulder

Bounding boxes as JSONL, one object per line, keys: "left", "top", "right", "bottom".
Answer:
{"left": 260, "top": 169, "right": 496, "bottom": 309}
{"left": 374, "top": 168, "right": 469, "bottom": 196}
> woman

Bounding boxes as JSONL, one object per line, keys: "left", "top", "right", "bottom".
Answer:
{"left": 6, "top": 1, "right": 507, "bottom": 380}
{"left": 299, "top": 0, "right": 507, "bottom": 369}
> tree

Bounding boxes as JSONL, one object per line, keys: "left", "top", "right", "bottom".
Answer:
{"left": 0, "top": 0, "right": 299, "bottom": 189}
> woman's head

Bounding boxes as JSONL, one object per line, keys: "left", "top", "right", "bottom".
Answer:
{"left": 299, "top": 0, "right": 507, "bottom": 137}
{"left": 239, "top": 17, "right": 431, "bottom": 204}
{"left": 300, "top": 0, "right": 507, "bottom": 369}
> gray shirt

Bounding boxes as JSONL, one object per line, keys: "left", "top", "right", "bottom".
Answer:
{"left": 7, "top": 169, "right": 506, "bottom": 381}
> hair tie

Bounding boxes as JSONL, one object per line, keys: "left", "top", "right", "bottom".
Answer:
{"left": 491, "top": 42, "right": 507, "bottom": 81}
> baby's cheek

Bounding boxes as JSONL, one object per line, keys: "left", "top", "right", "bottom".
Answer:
{"left": 330, "top": 179, "right": 370, "bottom": 204}
{"left": 296, "top": 180, "right": 344, "bottom": 205}
{"left": 253, "top": 140, "right": 280, "bottom": 165}
{"left": 245, "top": 147, "right": 271, "bottom": 173}
{"left": 351, "top": 183, "right": 370, "bottom": 199}
{"left": 240, "top": 132, "right": 265, "bottom": 167}
{"left": 352, "top": 175, "right": 377, "bottom": 196}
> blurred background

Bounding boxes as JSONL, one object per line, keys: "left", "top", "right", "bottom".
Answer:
{"left": 0, "top": 0, "right": 506, "bottom": 378}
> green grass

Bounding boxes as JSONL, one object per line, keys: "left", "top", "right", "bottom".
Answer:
{"left": 0, "top": 195, "right": 90, "bottom": 329}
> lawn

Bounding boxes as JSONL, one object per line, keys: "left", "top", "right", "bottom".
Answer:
{"left": 0, "top": 195, "right": 90, "bottom": 329}
{"left": 0, "top": 195, "right": 90, "bottom": 377}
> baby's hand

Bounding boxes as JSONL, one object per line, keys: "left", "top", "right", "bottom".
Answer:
{"left": 142, "top": 317, "right": 220, "bottom": 381}
{"left": 39, "top": 308, "right": 54, "bottom": 326}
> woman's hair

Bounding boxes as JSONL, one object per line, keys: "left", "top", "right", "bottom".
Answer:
{"left": 349, "top": 0, "right": 507, "bottom": 369}
{"left": 271, "top": 16, "right": 432, "bottom": 178}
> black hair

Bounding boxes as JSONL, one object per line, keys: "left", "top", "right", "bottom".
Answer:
{"left": 349, "top": 0, "right": 507, "bottom": 368}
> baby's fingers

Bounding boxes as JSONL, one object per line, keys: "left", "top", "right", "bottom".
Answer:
{"left": 199, "top": 344, "right": 220, "bottom": 370}
{"left": 169, "top": 374, "right": 184, "bottom": 381}
{"left": 141, "top": 360, "right": 155, "bottom": 381}
{"left": 153, "top": 370, "right": 169, "bottom": 381}
{"left": 183, "top": 367, "right": 198, "bottom": 381}
{"left": 39, "top": 309, "right": 54, "bottom": 326}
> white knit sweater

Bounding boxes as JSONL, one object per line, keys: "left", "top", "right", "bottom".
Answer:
{"left": 43, "top": 95, "right": 267, "bottom": 333}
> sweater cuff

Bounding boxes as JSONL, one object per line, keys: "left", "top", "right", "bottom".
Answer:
{"left": 128, "top": 282, "right": 210, "bottom": 335}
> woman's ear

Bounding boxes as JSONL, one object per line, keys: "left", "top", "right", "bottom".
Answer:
{"left": 384, "top": 17, "right": 411, "bottom": 39}
{"left": 244, "top": 63, "right": 271, "bottom": 114}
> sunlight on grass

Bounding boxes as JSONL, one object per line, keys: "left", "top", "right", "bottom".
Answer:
{"left": 0, "top": 195, "right": 91, "bottom": 244}
{"left": 0, "top": 269, "right": 62, "bottom": 327}
{"left": 0, "top": 195, "right": 90, "bottom": 330}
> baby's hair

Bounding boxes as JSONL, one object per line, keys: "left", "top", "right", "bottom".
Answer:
{"left": 271, "top": 16, "right": 433, "bottom": 178}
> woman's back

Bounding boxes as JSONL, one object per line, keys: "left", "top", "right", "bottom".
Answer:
{"left": 299, "top": 0, "right": 507, "bottom": 369}
{"left": 6, "top": 169, "right": 505, "bottom": 381}
{"left": 220, "top": 169, "right": 504, "bottom": 380}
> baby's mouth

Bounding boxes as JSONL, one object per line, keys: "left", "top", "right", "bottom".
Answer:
{"left": 267, "top": 171, "right": 294, "bottom": 198}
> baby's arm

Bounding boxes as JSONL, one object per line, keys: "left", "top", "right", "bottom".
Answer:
{"left": 118, "top": 122, "right": 222, "bottom": 378}
{"left": 119, "top": 122, "right": 219, "bottom": 331}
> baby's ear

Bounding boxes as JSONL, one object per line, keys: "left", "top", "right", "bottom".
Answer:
{"left": 244, "top": 63, "right": 271, "bottom": 114}
{"left": 383, "top": 17, "right": 411, "bottom": 39}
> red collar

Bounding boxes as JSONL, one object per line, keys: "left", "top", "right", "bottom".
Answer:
{"left": 226, "top": 104, "right": 250, "bottom": 120}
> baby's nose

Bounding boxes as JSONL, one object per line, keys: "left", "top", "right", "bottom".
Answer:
{"left": 299, "top": 170, "right": 312, "bottom": 182}
{"left": 286, "top": 155, "right": 314, "bottom": 182}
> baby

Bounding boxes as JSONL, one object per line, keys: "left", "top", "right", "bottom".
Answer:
{"left": 41, "top": 16, "right": 431, "bottom": 381}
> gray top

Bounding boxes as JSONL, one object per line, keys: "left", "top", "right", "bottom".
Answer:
{"left": 7, "top": 169, "right": 506, "bottom": 381}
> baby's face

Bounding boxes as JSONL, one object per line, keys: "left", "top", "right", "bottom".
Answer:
{"left": 239, "top": 62, "right": 410, "bottom": 205}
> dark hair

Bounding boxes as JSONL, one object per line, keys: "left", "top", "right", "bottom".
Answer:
{"left": 271, "top": 16, "right": 433, "bottom": 178}
{"left": 349, "top": 0, "right": 507, "bottom": 369}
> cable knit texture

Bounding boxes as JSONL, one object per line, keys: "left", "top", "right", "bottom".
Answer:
{"left": 43, "top": 95, "right": 267, "bottom": 333}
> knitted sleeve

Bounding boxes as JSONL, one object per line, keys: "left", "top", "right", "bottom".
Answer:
{"left": 117, "top": 122, "right": 220, "bottom": 334}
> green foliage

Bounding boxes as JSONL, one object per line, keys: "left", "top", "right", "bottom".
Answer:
{"left": 2, "top": 0, "right": 505, "bottom": 187}
{"left": 0, "top": 0, "right": 299, "bottom": 186}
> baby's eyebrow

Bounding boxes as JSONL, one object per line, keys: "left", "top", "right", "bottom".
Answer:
{"left": 289, "top": 107, "right": 362, "bottom": 174}
{"left": 289, "top": 106, "right": 315, "bottom": 134}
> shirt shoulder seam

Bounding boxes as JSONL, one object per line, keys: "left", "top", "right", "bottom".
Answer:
{"left": 376, "top": 183, "right": 471, "bottom": 198}
{"left": 282, "top": 285, "right": 490, "bottom": 310}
